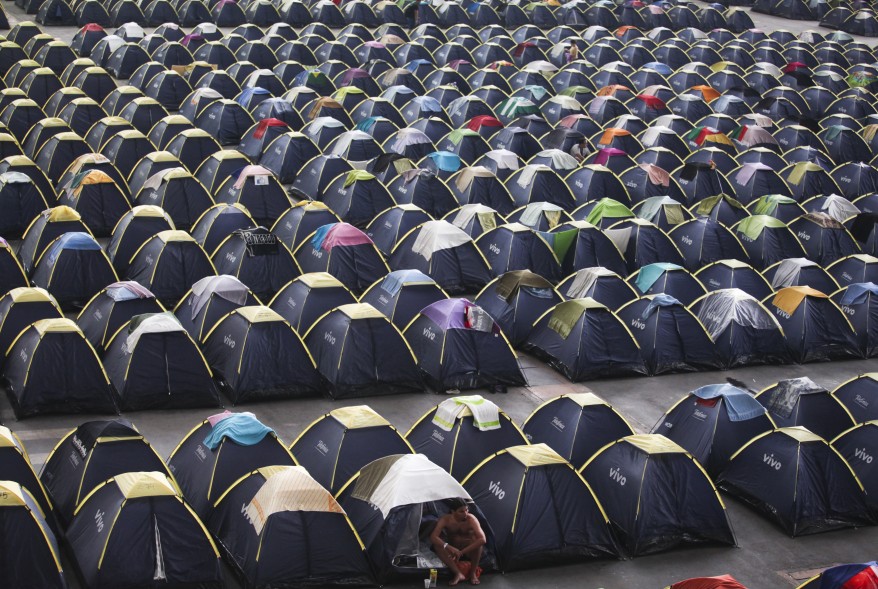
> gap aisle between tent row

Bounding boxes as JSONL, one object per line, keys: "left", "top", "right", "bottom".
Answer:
{"left": 2, "top": 1, "right": 878, "bottom": 588}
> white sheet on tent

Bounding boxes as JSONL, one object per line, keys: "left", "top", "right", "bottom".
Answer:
{"left": 355, "top": 454, "right": 471, "bottom": 519}
{"left": 565, "top": 267, "right": 617, "bottom": 299}
{"left": 770, "top": 258, "right": 816, "bottom": 290}
{"left": 484, "top": 149, "right": 519, "bottom": 170}
{"left": 603, "top": 226, "right": 632, "bottom": 254}
{"left": 451, "top": 203, "right": 497, "bottom": 232}
{"left": 126, "top": 313, "right": 185, "bottom": 350}
{"left": 245, "top": 466, "right": 343, "bottom": 535}
{"left": 818, "top": 194, "right": 859, "bottom": 223}
{"left": 190, "top": 275, "right": 249, "bottom": 318}
{"left": 411, "top": 221, "right": 471, "bottom": 262}
{"left": 695, "top": 288, "right": 781, "bottom": 341}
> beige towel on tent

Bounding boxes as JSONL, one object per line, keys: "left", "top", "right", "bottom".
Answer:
{"left": 432, "top": 395, "right": 501, "bottom": 431}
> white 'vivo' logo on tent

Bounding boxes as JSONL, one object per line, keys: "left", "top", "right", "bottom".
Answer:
{"left": 630, "top": 318, "right": 646, "bottom": 330}
{"left": 609, "top": 467, "right": 626, "bottom": 486}
{"left": 488, "top": 480, "right": 505, "bottom": 500}
{"left": 488, "top": 243, "right": 501, "bottom": 255}
{"left": 855, "top": 447, "right": 873, "bottom": 464}
{"left": 842, "top": 306, "right": 855, "bottom": 316}
{"left": 763, "top": 453, "right": 782, "bottom": 470}
{"left": 423, "top": 327, "right": 436, "bottom": 341}
{"left": 224, "top": 335, "right": 236, "bottom": 349}
{"left": 95, "top": 509, "right": 105, "bottom": 533}
{"left": 324, "top": 331, "right": 336, "bottom": 345}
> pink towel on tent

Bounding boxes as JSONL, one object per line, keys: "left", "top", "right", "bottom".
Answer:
{"left": 594, "top": 148, "right": 624, "bottom": 166}
{"left": 322, "top": 223, "right": 373, "bottom": 250}
{"left": 640, "top": 164, "right": 670, "bottom": 187}
{"left": 233, "top": 165, "right": 272, "bottom": 189}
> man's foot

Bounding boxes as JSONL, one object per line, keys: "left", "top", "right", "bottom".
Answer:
{"left": 449, "top": 573, "right": 466, "bottom": 586}
{"left": 469, "top": 575, "right": 481, "bottom": 585}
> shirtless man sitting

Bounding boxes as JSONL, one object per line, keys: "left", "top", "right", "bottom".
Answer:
{"left": 430, "top": 498, "right": 486, "bottom": 586}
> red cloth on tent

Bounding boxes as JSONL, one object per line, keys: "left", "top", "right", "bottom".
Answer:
{"left": 253, "top": 118, "right": 288, "bottom": 139}
{"left": 467, "top": 115, "right": 503, "bottom": 131}
{"left": 670, "top": 574, "right": 748, "bottom": 589}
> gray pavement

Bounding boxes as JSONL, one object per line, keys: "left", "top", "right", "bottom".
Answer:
{"left": 3, "top": 2, "right": 878, "bottom": 588}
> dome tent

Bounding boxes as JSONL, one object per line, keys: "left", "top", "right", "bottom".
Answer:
{"left": 474, "top": 270, "right": 563, "bottom": 347}
{"left": 32, "top": 232, "right": 118, "bottom": 311}
{"left": 717, "top": 427, "right": 873, "bottom": 536}
{"left": 831, "top": 283, "right": 878, "bottom": 358}
{"left": 832, "top": 373, "right": 878, "bottom": 424}
{"left": 304, "top": 303, "right": 423, "bottom": 399}
{"left": 0, "top": 425, "right": 55, "bottom": 529}
{"left": 523, "top": 393, "right": 635, "bottom": 469}
{"left": 580, "top": 434, "right": 736, "bottom": 556}
{"left": 66, "top": 472, "right": 224, "bottom": 589}
{"left": 290, "top": 405, "right": 413, "bottom": 492}
{"left": 404, "top": 298, "right": 526, "bottom": 393}
{"left": 336, "top": 454, "right": 496, "bottom": 585}
{"left": 211, "top": 226, "right": 301, "bottom": 301}
{"left": 695, "top": 259, "right": 773, "bottom": 301}
{"left": 294, "top": 223, "right": 389, "bottom": 295}
{"left": 617, "top": 295, "right": 721, "bottom": 375}
{"left": 207, "top": 465, "right": 375, "bottom": 589}
{"left": 103, "top": 312, "right": 220, "bottom": 411}
{"left": 652, "top": 384, "right": 775, "bottom": 477}
{"left": 691, "top": 288, "right": 790, "bottom": 369}
{"left": 462, "top": 443, "right": 622, "bottom": 570}
{"left": 755, "top": 377, "right": 856, "bottom": 442}
{"left": 524, "top": 298, "right": 647, "bottom": 381}
{"left": 0, "top": 480, "right": 66, "bottom": 589}
{"left": 167, "top": 412, "right": 296, "bottom": 519}
{"left": 268, "top": 272, "right": 357, "bottom": 334}
{"left": 795, "top": 562, "right": 878, "bottom": 589}
{"left": 127, "top": 230, "right": 215, "bottom": 306}
{"left": 3, "top": 318, "right": 117, "bottom": 418}
{"left": 556, "top": 266, "right": 639, "bottom": 308}
{"left": 108, "top": 206, "right": 175, "bottom": 276}
{"left": 359, "top": 269, "right": 448, "bottom": 330}
{"left": 405, "top": 395, "right": 528, "bottom": 481}
{"left": 389, "top": 220, "right": 493, "bottom": 294}
{"left": 832, "top": 422, "right": 878, "bottom": 518}
{"left": 173, "top": 274, "right": 260, "bottom": 342}
{"left": 764, "top": 287, "right": 859, "bottom": 363}
{"left": 0, "top": 288, "right": 62, "bottom": 371}
{"left": 39, "top": 419, "right": 173, "bottom": 527}
{"left": 201, "top": 305, "right": 323, "bottom": 403}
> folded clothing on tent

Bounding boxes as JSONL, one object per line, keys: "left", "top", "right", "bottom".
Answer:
{"left": 190, "top": 275, "right": 249, "bottom": 318}
{"left": 765, "top": 377, "right": 823, "bottom": 419}
{"left": 691, "top": 384, "right": 766, "bottom": 422}
{"left": 106, "top": 281, "right": 155, "bottom": 301}
{"left": 203, "top": 412, "right": 275, "bottom": 449}
{"left": 432, "top": 395, "right": 500, "bottom": 431}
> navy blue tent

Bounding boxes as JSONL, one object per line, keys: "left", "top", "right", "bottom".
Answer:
{"left": 75, "top": 281, "right": 165, "bottom": 349}
{"left": 359, "top": 269, "right": 448, "bottom": 329}
{"left": 652, "top": 384, "right": 775, "bottom": 477}
{"left": 202, "top": 305, "right": 322, "bottom": 403}
{"left": 290, "top": 405, "right": 413, "bottom": 492}
{"left": 103, "top": 312, "right": 219, "bottom": 410}
{"left": 617, "top": 295, "right": 720, "bottom": 375}
{"left": 127, "top": 230, "right": 216, "bottom": 306}
{"left": 404, "top": 298, "right": 526, "bottom": 392}
{"left": 463, "top": 443, "right": 622, "bottom": 570}
{"left": 294, "top": 223, "right": 389, "bottom": 295}
{"left": 763, "top": 287, "right": 859, "bottom": 363}
{"left": 755, "top": 377, "right": 856, "bottom": 441}
{"left": 32, "top": 232, "right": 118, "bottom": 311}
{"left": 717, "top": 427, "right": 872, "bottom": 536}
{"left": 0, "top": 287, "right": 62, "bottom": 371}
{"left": 304, "top": 303, "right": 422, "bottom": 399}
{"left": 474, "top": 270, "right": 562, "bottom": 347}
{"left": 690, "top": 288, "right": 791, "bottom": 369}
{"left": 694, "top": 259, "right": 774, "bottom": 301}
{"left": 268, "top": 272, "right": 356, "bottom": 334}
{"left": 581, "top": 434, "right": 736, "bottom": 556}
{"left": 207, "top": 465, "right": 375, "bottom": 589}
{"left": 405, "top": 396, "right": 528, "bottom": 480}
{"left": 524, "top": 298, "right": 646, "bottom": 381}
{"left": 832, "top": 373, "right": 878, "bottom": 424}
{"left": 211, "top": 227, "right": 300, "bottom": 301}
{"left": 832, "top": 422, "right": 878, "bottom": 518}
{"left": 523, "top": 392, "right": 635, "bottom": 468}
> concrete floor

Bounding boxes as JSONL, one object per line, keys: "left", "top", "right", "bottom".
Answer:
{"left": 3, "top": 2, "right": 878, "bottom": 588}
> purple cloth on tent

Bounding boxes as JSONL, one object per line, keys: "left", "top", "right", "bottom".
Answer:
{"left": 594, "top": 148, "right": 625, "bottom": 166}
{"left": 420, "top": 298, "right": 499, "bottom": 334}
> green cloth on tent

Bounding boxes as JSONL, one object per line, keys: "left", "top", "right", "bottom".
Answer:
{"left": 695, "top": 195, "right": 744, "bottom": 215}
{"left": 638, "top": 197, "right": 684, "bottom": 226}
{"left": 786, "top": 162, "right": 821, "bottom": 186}
{"left": 495, "top": 270, "right": 553, "bottom": 300}
{"left": 634, "top": 263, "right": 681, "bottom": 294}
{"left": 753, "top": 194, "right": 796, "bottom": 216}
{"left": 540, "top": 228, "right": 576, "bottom": 261}
{"left": 548, "top": 299, "right": 603, "bottom": 339}
{"left": 343, "top": 169, "right": 375, "bottom": 188}
{"left": 585, "top": 198, "right": 633, "bottom": 226}
{"left": 447, "top": 128, "right": 477, "bottom": 146}
{"left": 477, "top": 211, "right": 496, "bottom": 233}
{"left": 560, "top": 86, "right": 590, "bottom": 97}
{"left": 823, "top": 125, "right": 845, "bottom": 141}
{"left": 736, "top": 215, "right": 785, "bottom": 241}
{"left": 335, "top": 87, "right": 364, "bottom": 99}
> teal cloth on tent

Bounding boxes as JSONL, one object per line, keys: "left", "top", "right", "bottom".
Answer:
{"left": 310, "top": 223, "right": 333, "bottom": 251}
{"left": 691, "top": 384, "right": 766, "bottom": 422}
{"left": 355, "top": 116, "right": 380, "bottom": 132}
{"left": 823, "top": 125, "right": 845, "bottom": 141}
{"left": 642, "top": 293, "right": 679, "bottom": 318}
{"left": 635, "top": 263, "right": 681, "bottom": 294}
{"left": 524, "top": 85, "right": 548, "bottom": 101}
{"left": 203, "top": 413, "right": 275, "bottom": 449}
